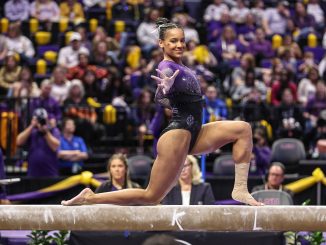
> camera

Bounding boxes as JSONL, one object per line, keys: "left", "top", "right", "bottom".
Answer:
{"left": 33, "top": 108, "right": 48, "bottom": 126}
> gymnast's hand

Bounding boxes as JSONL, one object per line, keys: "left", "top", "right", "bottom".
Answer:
{"left": 151, "top": 69, "right": 179, "bottom": 94}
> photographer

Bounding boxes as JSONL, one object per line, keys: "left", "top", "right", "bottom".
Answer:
{"left": 16, "top": 108, "right": 60, "bottom": 177}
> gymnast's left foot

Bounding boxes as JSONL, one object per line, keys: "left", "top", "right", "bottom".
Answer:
{"left": 61, "top": 188, "right": 94, "bottom": 206}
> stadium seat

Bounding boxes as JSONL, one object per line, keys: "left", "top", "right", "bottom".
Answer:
{"left": 270, "top": 138, "right": 306, "bottom": 173}
{"left": 213, "top": 154, "right": 234, "bottom": 175}
{"left": 251, "top": 190, "right": 293, "bottom": 205}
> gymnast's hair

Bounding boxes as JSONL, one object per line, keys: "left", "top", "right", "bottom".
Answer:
{"left": 156, "top": 17, "right": 183, "bottom": 40}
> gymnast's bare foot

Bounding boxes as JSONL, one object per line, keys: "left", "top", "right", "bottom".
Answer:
{"left": 61, "top": 188, "right": 94, "bottom": 206}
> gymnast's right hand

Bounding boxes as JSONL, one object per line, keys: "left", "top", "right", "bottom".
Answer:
{"left": 151, "top": 69, "right": 179, "bottom": 94}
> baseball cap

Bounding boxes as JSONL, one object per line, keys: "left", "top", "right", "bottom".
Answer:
{"left": 70, "top": 32, "right": 82, "bottom": 42}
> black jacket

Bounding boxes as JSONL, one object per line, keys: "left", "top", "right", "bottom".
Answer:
{"left": 161, "top": 182, "right": 215, "bottom": 205}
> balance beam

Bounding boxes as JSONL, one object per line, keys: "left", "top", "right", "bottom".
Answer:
{"left": 0, "top": 205, "right": 325, "bottom": 231}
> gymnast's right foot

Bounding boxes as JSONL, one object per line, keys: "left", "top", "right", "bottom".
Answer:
{"left": 61, "top": 188, "right": 94, "bottom": 206}
{"left": 231, "top": 190, "right": 263, "bottom": 206}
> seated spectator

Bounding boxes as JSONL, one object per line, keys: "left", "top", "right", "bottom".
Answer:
{"left": 112, "top": 0, "right": 135, "bottom": 20}
{"left": 304, "top": 116, "right": 326, "bottom": 159}
{"left": 251, "top": 127, "right": 271, "bottom": 175}
{"left": 11, "top": 66, "right": 40, "bottom": 99}
{"left": 0, "top": 52, "right": 21, "bottom": 96}
{"left": 215, "top": 25, "right": 244, "bottom": 62}
{"left": 249, "top": 28, "right": 274, "bottom": 65}
{"left": 16, "top": 108, "right": 60, "bottom": 177}
{"left": 59, "top": 0, "right": 85, "bottom": 24}
{"left": 273, "top": 88, "right": 304, "bottom": 139}
{"left": 63, "top": 79, "right": 104, "bottom": 143}
{"left": 91, "top": 41, "right": 115, "bottom": 67}
{"left": 30, "top": 0, "right": 60, "bottom": 23}
{"left": 298, "top": 51, "right": 318, "bottom": 75}
{"left": 82, "top": 69, "right": 102, "bottom": 100}
{"left": 271, "top": 69, "right": 297, "bottom": 106}
{"left": 277, "top": 34, "right": 302, "bottom": 61}
{"left": 4, "top": 0, "right": 30, "bottom": 22}
{"left": 293, "top": 1, "right": 316, "bottom": 43}
{"left": 130, "top": 89, "right": 156, "bottom": 153}
{"left": 237, "top": 12, "right": 257, "bottom": 47}
{"left": 251, "top": 162, "right": 294, "bottom": 197}
{"left": 5, "top": 22, "right": 35, "bottom": 63}
{"left": 206, "top": 9, "right": 235, "bottom": 43}
{"left": 203, "top": 0, "right": 229, "bottom": 23}
{"left": 0, "top": 34, "right": 8, "bottom": 63}
{"left": 0, "top": 148, "right": 10, "bottom": 205}
{"left": 58, "top": 118, "right": 88, "bottom": 175}
{"left": 250, "top": 0, "right": 264, "bottom": 27}
{"left": 307, "top": 0, "right": 324, "bottom": 31}
{"left": 30, "top": 79, "right": 62, "bottom": 127}
{"left": 161, "top": 155, "right": 215, "bottom": 205}
{"left": 174, "top": 13, "right": 199, "bottom": 43}
{"left": 230, "top": 0, "right": 250, "bottom": 24}
{"left": 95, "top": 153, "right": 141, "bottom": 193}
{"left": 50, "top": 66, "right": 71, "bottom": 105}
{"left": 136, "top": 8, "right": 160, "bottom": 59}
{"left": 203, "top": 85, "right": 228, "bottom": 123}
{"left": 304, "top": 81, "right": 326, "bottom": 129}
{"left": 75, "top": 25, "right": 92, "bottom": 52}
{"left": 297, "top": 67, "right": 320, "bottom": 106}
{"left": 66, "top": 51, "right": 108, "bottom": 81}
{"left": 262, "top": 1, "right": 290, "bottom": 36}
{"left": 57, "top": 32, "right": 89, "bottom": 68}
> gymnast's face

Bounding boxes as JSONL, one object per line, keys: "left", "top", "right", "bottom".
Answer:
{"left": 109, "top": 159, "right": 126, "bottom": 182}
{"left": 159, "top": 28, "right": 185, "bottom": 62}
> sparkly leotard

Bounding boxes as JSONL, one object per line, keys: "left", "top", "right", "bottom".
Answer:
{"left": 154, "top": 60, "right": 203, "bottom": 152}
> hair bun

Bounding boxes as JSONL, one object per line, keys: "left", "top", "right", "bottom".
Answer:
{"left": 155, "top": 17, "right": 170, "bottom": 28}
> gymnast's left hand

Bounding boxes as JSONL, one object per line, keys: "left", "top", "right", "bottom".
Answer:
{"left": 151, "top": 69, "right": 179, "bottom": 94}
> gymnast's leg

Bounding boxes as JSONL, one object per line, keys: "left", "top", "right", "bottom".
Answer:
{"left": 190, "top": 120, "right": 262, "bottom": 206}
{"left": 61, "top": 129, "right": 191, "bottom": 205}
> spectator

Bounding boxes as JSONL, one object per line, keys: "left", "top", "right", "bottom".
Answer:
{"left": 82, "top": 69, "right": 102, "bottom": 99}
{"left": 230, "top": 0, "right": 250, "bottom": 24}
{"left": 0, "top": 148, "right": 10, "bottom": 205}
{"left": 249, "top": 28, "right": 274, "bottom": 65}
{"left": 91, "top": 41, "right": 115, "bottom": 67}
{"left": 30, "top": 0, "right": 60, "bottom": 22}
{"left": 11, "top": 66, "right": 40, "bottom": 99}
{"left": 136, "top": 8, "right": 160, "bottom": 58}
{"left": 251, "top": 127, "right": 271, "bottom": 175}
{"left": 112, "top": 0, "right": 135, "bottom": 20}
{"left": 174, "top": 13, "right": 199, "bottom": 43}
{"left": 293, "top": 2, "right": 315, "bottom": 34}
{"left": 16, "top": 108, "right": 60, "bottom": 177}
{"left": 0, "top": 34, "right": 8, "bottom": 62}
{"left": 297, "top": 67, "right": 320, "bottom": 106}
{"left": 0, "top": 52, "right": 21, "bottom": 96}
{"left": 304, "top": 81, "right": 326, "bottom": 129}
{"left": 203, "top": 0, "right": 229, "bottom": 23}
{"left": 271, "top": 69, "right": 297, "bottom": 106}
{"left": 50, "top": 66, "right": 71, "bottom": 105}
{"left": 4, "top": 0, "right": 30, "bottom": 22}
{"left": 161, "top": 155, "right": 215, "bottom": 205}
{"left": 250, "top": 0, "right": 265, "bottom": 27}
{"left": 307, "top": 0, "right": 324, "bottom": 30}
{"left": 251, "top": 162, "right": 293, "bottom": 197}
{"left": 237, "top": 12, "right": 257, "bottom": 47}
{"left": 30, "top": 79, "right": 62, "bottom": 126}
{"left": 59, "top": 0, "right": 85, "bottom": 24}
{"left": 273, "top": 88, "right": 304, "bottom": 139}
{"left": 58, "top": 118, "right": 88, "bottom": 175}
{"left": 75, "top": 25, "right": 92, "bottom": 52}
{"left": 57, "top": 32, "right": 89, "bottom": 68}
{"left": 66, "top": 51, "right": 108, "bottom": 81}
{"left": 95, "top": 153, "right": 141, "bottom": 193}
{"left": 304, "top": 116, "right": 326, "bottom": 159}
{"left": 130, "top": 89, "right": 156, "bottom": 153}
{"left": 262, "top": 1, "right": 290, "bottom": 36}
{"left": 203, "top": 85, "right": 228, "bottom": 123}
{"left": 298, "top": 51, "right": 317, "bottom": 75}
{"left": 5, "top": 22, "right": 35, "bottom": 62}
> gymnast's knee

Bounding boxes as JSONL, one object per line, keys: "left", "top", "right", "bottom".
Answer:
{"left": 141, "top": 190, "right": 164, "bottom": 205}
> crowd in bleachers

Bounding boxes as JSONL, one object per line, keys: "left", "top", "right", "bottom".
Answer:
{"left": 0, "top": 0, "right": 326, "bottom": 177}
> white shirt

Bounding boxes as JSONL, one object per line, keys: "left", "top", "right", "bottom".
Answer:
{"left": 307, "top": 3, "right": 324, "bottom": 25}
{"left": 181, "top": 191, "right": 191, "bottom": 206}
{"left": 230, "top": 7, "right": 250, "bottom": 24}
{"left": 6, "top": 35, "right": 35, "bottom": 58}
{"left": 30, "top": 1, "right": 60, "bottom": 22}
{"left": 136, "top": 22, "right": 158, "bottom": 46}
{"left": 57, "top": 46, "right": 89, "bottom": 68}
{"left": 264, "top": 8, "right": 287, "bottom": 35}
{"left": 50, "top": 80, "right": 71, "bottom": 104}
{"left": 203, "top": 4, "right": 229, "bottom": 22}
{"left": 297, "top": 78, "right": 317, "bottom": 105}
{"left": 5, "top": 0, "right": 30, "bottom": 21}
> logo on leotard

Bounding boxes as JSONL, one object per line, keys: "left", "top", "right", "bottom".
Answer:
{"left": 186, "top": 115, "right": 194, "bottom": 126}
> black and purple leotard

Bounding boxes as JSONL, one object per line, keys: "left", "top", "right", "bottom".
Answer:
{"left": 154, "top": 60, "right": 203, "bottom": 152}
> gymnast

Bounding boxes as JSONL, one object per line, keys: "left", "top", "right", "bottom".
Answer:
{"left": 62, "top": 17, "right": 262, "bottom": 206}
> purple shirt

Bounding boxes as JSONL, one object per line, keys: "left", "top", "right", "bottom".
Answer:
{"left": 249, "top": 40, "right": 274, "bottom": 58}
{"left": 27, "top": 127, "right": 61, "bottom": 177}
{"left": 30, "top": 96, "right": 62, "bottom": 122}
{"left": 155, "top": 60, "right": 202, "bottom": 108}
